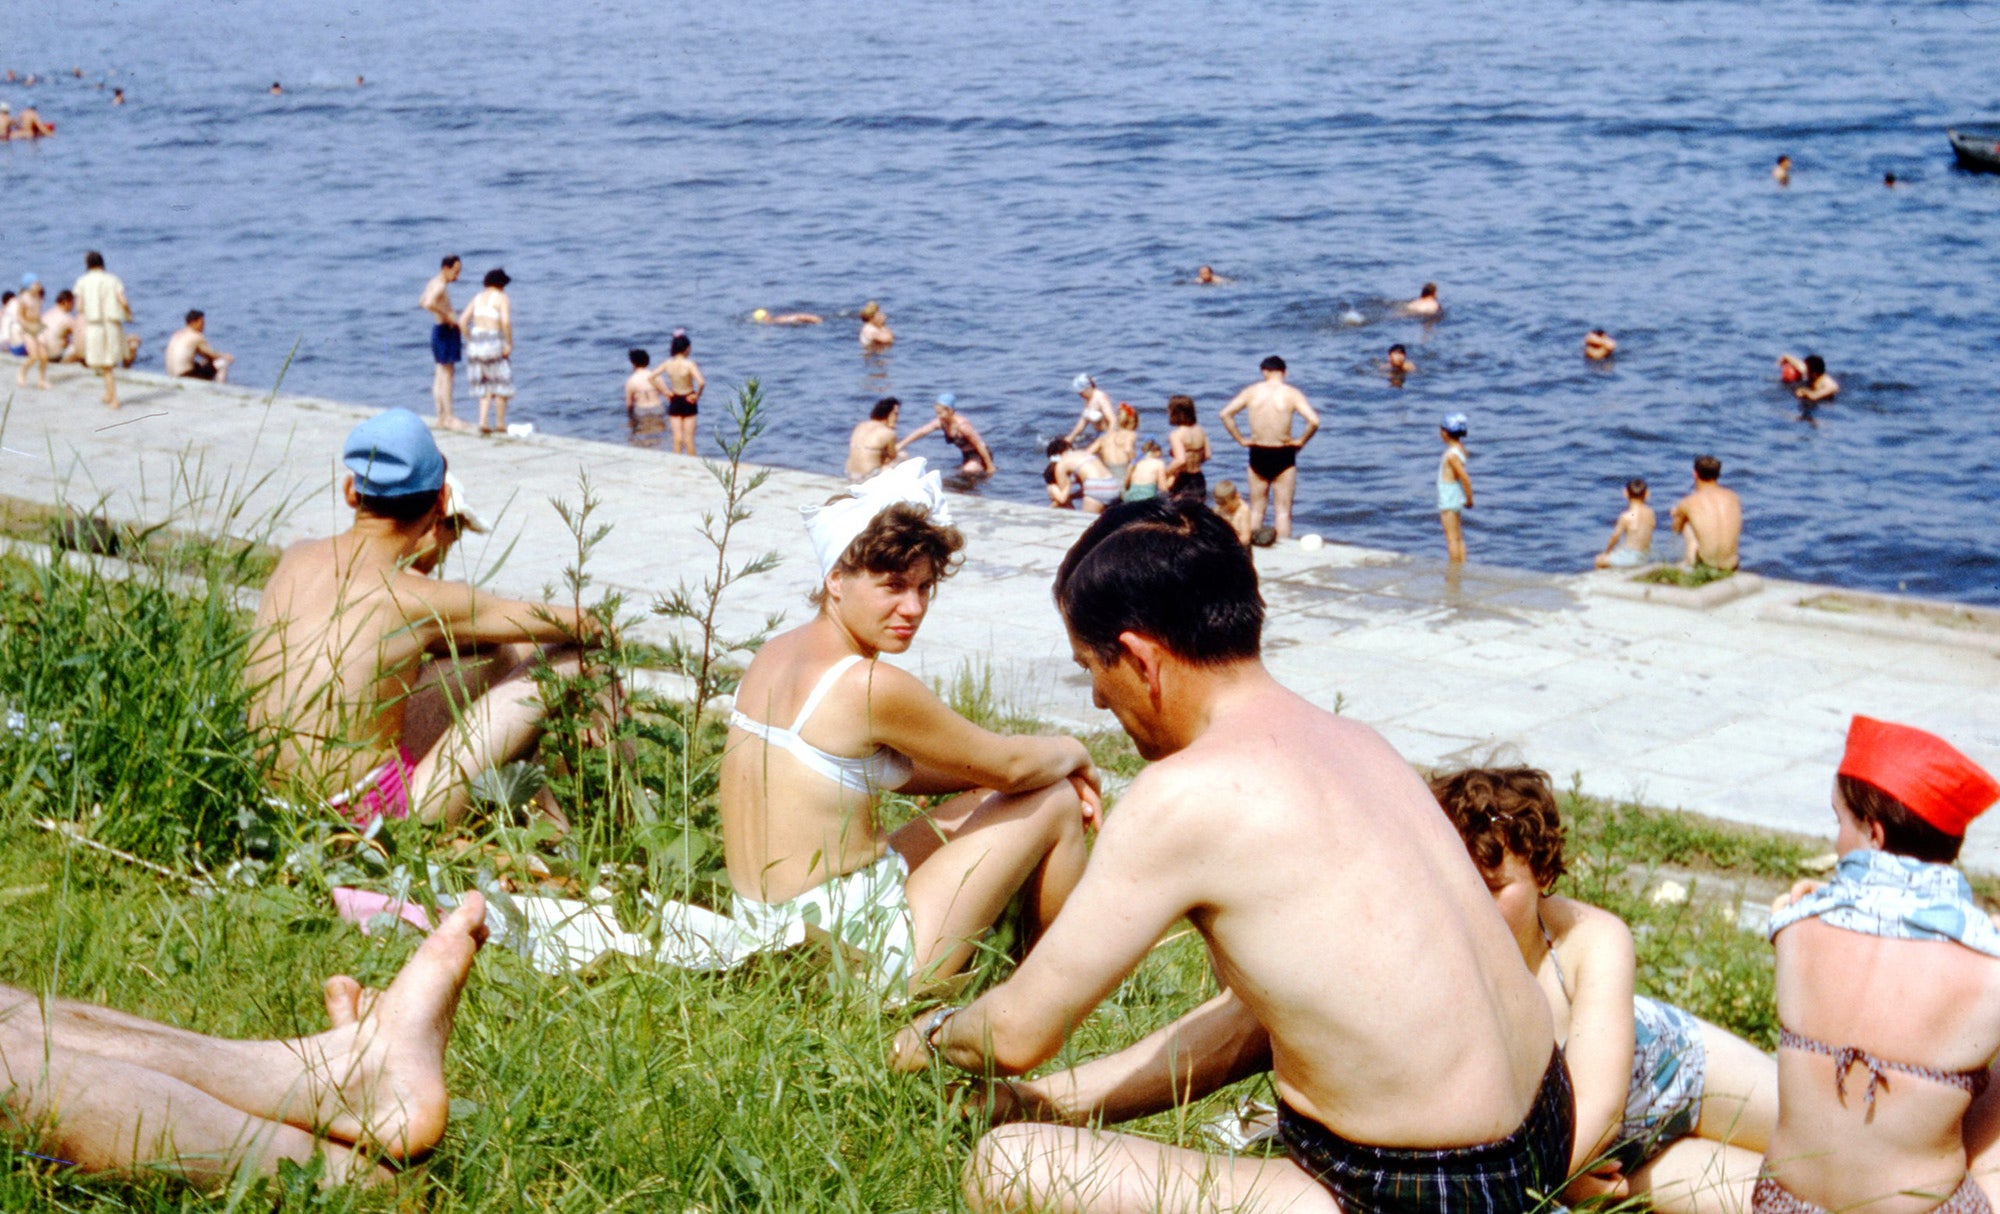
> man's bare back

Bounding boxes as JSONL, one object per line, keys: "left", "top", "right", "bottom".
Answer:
{"left": 1672, "top": 464, "right": 1742, "bottom": 570}
{"left": 846, "top": 402, "right": 900, "bottom": 480}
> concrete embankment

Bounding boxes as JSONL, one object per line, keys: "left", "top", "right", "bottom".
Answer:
{"left": 7, "top": 366, "right": 2000, "bottom": 866}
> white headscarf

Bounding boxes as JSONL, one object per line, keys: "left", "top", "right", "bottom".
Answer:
{"left": 803, "top": 458, "right": 955, "bottom": 580}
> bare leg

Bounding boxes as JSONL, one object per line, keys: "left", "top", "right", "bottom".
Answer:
{"left": 406, "top": 645, "right": 591, "bottom": 827}
{"left": 1247, "top": 472, "right": 1271, "bottom": 532}
{"left": 966, "top": 1123, "right": 1338, "bottom": 1214}
{"left": 478, "top": 392, "right": 493, "bottom": 434}
{"left": 1692, "top": 1019, "right": 1776, "bottom": 1152}
{"left": 0, "top": 896, "right": 485, "bottom": 1180}
{"left": 1272, "top": 465, "right": 1298, "bottom": 539}
{"left": 1628, "top": 1140, "right": 1762, "bottom": 1214}
{"left": 492, "top": 394, "right": 508, "bottom": 433}
{"left": 890, "top": 779, "right": 1089, "bottom": 985}
{"left": 99, "top": 365, "right": 119, "bottom": 409}
{"left": 1441, "top": 511, "right": 1464, "bottom": 562}
{"left": 432, "top": 364, "right": 457, "bottom": 428}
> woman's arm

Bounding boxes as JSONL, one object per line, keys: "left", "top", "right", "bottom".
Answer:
{"left": 1557, "top": 907, "right": 1640, "bottom": 1181}
{"left": 862, "top": 662, "right": 1094, "bottom": 797}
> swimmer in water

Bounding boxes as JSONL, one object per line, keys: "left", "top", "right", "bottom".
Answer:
{"left": 1385, "top": 343, "right": 1415, "bottom": 384}
{"left": 858, "top": 301, "right": 893, "bottom": 349}
{"left": 1582, "top": 329, "right": 1617, "bottom": 361}
{"left": 112, "top": 87, "right": 125, "bottom": 105}
{"left": 897, "top": 393, "right": 996, "bottom": 477}
{"left": 1403, "top": 281, "right": 1441, "bottom": 318}
{"left": 1883, "top": 172, "right": 1897, "bottom": 188}
{"left": 623, "top": 348, "right": 663, "bottom": 416}
{"left": 751, "top": 308, "right": 823, "bottom": 326}
{"left": 1064, "top": 373, "right": 1115, "bottom": 443}
{"left": 1786, "top": 354, "right": 1838, "bottom": 403}
{"left": 1340, "top": 306, "right": 1366, "bottom": 326}
{"left": 270, "top": 81, "right": 283, "bottom": 95}
{"left": 1194, "top": 264, "right": 1233, "bottom": 285}
{"left": 1773, "top": 155, "right": 1791, "bottom": 186}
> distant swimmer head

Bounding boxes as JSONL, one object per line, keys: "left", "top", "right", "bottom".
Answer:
{"left": 1804, "top": 354, "right": 1825, "bottom": 380}
{"left": 1420, "top": 282, "right": 1438, "bottom": 299}
{"left": 859, "top": 300, "right": 881, "bottom": 321}
{"left": 1341, "top": 308, "right": 1365, "bottom": 326}
{"left": 1625, "top": 477, "right": 1649, "bottom": 501}
{"left": 1197, "top": 265, "right": 1215, "bottom": 283}
{"left": 1883, "top": 172, "right": 1897, "bottom": 187}
{"left": 1441, "top": 412, "right": 1469, "bottom": 438}
{"left": 1260, "top": 355, "right": 1287, "bottom": 374}
{"left": 936, "top": 392, "right": 956, "bottom": 410}
{"left": 671, "top": 333, "right": 691, "bottom": 355}
{"left": 1071, "top": 373, "right": 1094, "bottom": 394}
{"left": 752, "top": 309, "right": 769, "bottom": 321}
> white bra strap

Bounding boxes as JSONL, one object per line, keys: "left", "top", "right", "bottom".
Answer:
{"left": 789, "top": 654, "right": 865, "bottom": 732}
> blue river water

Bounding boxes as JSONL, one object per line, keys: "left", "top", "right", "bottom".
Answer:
{"left": 2, "top": 1, "right": 1997, "bottom": 601}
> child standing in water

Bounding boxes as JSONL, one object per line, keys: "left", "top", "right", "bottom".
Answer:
{"left": 1437, "top": 413, "right": 1473, "bottom": 563}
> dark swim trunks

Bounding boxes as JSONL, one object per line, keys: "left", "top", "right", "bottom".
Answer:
{"left": 431, "top": 323, "right": 462, "bottom": 365}
{"left": 667, "top": 393, "right": 699, "bottom": 418}
{"left": 183, "top": 353, "right": 219, "bottom": 381}
{"left": 1171, "top": 470, "right": 1208, "bottom": 502}
{"left": 1278, "top": 1047, "right": 1575, "bottom": 1214}
{"left": 1248, "top": 444, "right": 1298, "bottom": 481}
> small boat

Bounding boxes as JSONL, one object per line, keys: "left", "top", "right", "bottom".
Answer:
{"left": 1947, "top": 125, "right": 2000, "bottom": 173}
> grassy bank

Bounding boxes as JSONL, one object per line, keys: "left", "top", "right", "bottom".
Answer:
{"left": 0, "top": 444, "right": 1829, "bottom": 1211}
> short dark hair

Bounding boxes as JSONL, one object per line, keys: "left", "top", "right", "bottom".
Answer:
{"left": 1694, "top": 455, "right": 1722, "bottom": 482}
{"left": 1804, "top": 354, "right": 1825, "bottom": 379}
{"left": 0, "top": 293, "right": 11, "bottom": 307}
{"left": 1625, "top": 477, "right": 1648, "bottom": 499}
{"left": 483, "top": 268, "right": 510, "bottom": 289}
{"left": 1046, "top": 437, "right": 1071, "bottom": 458}
{"left": 185, "top": 309, "right": 204, "bottom": 324}
{"left": 870, "top": 396, "right": 900, "bottom": 422}
{"left": 85, "top": 251, "right": 104, "bottom": 269}
{"left": 1167, "top": 395, "right": 1197, "bottom": 426}
{"left": 1388, "top": 344, "right": 1406, "bottom": 356}
{"left": 1430, "top": 767, "right": 1568, "bottom": 891}
{"left": 356, "top": 487, "right": 442, "bottom": 525}
{"left": 1259, "top": 355, "right": 1286, "bottom": 374}
{"left": 629, "top": 348, "right": 649, "bottom": 368}
{"left": 670, "top": 334, "right": 691, "bottom": 356}
{"left": 810, "top": 502, "right": 964, "bottom": 607}
{"left": 1840, "top": 774, "right": 1962, "bottom": 864}
{"left": 55, "top": 290, "right": 73, "bottom": 306}
{"left": 442, "top": 254, "right": 461, "bottom": 269}
{"left": 1054, "top": 497, "right": 1263, "bottom": 667}
{"left": 1421, "top": 282, "right": 1438, "bottom": 296}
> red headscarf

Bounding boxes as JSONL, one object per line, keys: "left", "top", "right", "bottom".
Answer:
{"left": 1839, "top": 716, "right": 2000, "bottom": 838}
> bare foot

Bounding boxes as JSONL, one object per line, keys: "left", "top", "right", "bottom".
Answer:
{"left": 321, "top": 976, "right": 381, "bottom": 1028}
{"left": 311, "top": 894, "right": 486, "bottom": 1159}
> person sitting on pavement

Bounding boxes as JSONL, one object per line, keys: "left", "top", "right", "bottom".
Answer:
{"left": 0, "top": 894, "right": 489, "bottom": 1188}
{"left": 1671, "top": 454, "right": 1742, "bottom": 572}
{"left": 1045, "top": 437, "right": 1119, "bottom": 515}
{"left": 1596, "top": 477, "right": 1657, "bottom": 569}
{"left": 722, "top": 459, "right": 1098, "bottom": 995}
{"left": 892, "top": 497, "right": 1569, "bottom": 1214}
{"left": 164, "top": 309, "right": 234, "bottom": 382}
{"left": 1763, "top": 716, "right": 2000, "bottom": 1214}
{"left": 246, "top": 409, "right": 611, "bottom": 831}
{"left": 1433, "top": 766, "right": 1777, "bottom": 1214}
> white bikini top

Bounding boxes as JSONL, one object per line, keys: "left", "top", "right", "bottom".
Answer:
{"left": 729, "top": 655, "right": 913, "bottom": 797}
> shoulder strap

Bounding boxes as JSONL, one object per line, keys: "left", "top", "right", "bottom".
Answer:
{"left": 791, "top": 655, "right": 865, "bottom": 732}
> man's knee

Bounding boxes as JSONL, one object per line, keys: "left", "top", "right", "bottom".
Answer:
{"left": 964, "top": 1125, "right": 1044, "bottom": 1212}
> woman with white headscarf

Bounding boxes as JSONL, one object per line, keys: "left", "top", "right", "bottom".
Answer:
{"left": 721, "top": 460, "right": 1100, "bottom": 995}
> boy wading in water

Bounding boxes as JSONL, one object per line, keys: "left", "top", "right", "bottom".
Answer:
{"left": 1438, "top": 412, "right": 1473, "bottom": 563}
{"left": 892, "top": 497, "right": 1569, "bottom": 1214}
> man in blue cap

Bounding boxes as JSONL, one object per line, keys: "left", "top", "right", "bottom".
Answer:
{"left": 246, "top": 409, "right": 601, "bottom": 830}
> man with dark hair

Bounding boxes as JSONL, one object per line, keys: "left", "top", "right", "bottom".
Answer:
{"left": 1671, "top": 454, "right": 1741, "bottom": 571}
{"left": 247, "top": 409, "right": 605, "bottom": 830}
{"left": 419, "top": 255, "right": 464, "bottom": 429}
{"left": 73, "top": 250, "right": 134, "bottom": 408}
{"left": 845, "top": 396, "right": 902, "bottom": 481}
{"left": 1218, "top": 354, "right": 1319, "bottom": 540}
{"left": 893, "top": 497, "right": 1569, "bottom": 1214}
{"left": 165, "top": 309, "right": 233, "bottom": 381}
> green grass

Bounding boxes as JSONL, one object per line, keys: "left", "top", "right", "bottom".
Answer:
{"left": 1636, "top": 564, "right": 1735, "bottom": 589}
{"left": 0, "top": 515, "right": 1815, "bottom": 1210}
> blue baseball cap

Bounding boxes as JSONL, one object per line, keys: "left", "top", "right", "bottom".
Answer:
{"left": 937, "top": 392, "right": 956, "bottom": 408}
{"left": 1441, "top": 412, "right": 1469, "bottom": 436}
{"left": 343, "top": 409, "right": 445, "bottom": 497}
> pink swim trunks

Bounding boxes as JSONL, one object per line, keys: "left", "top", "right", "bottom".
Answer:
{"left": 327, "top": 745, "right": 418, "bottom": 828}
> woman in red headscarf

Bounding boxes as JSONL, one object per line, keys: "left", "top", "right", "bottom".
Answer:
{"left": 1762, "top": 717, "right": 2000, "bottom": 1214}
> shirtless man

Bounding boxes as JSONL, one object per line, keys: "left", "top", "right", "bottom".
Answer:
{"left": 0, "top": 894, "right": 489, "bottom": 1188}
{"left": 418, "top": 255, "right": 463, "bottom": 430}
{"left": 164, "top": 310, "right": 234, "bottom": 382}
{"left": 1065, "top": 373, "right": 1115, "bottom": 443}
{"left": 11, "top": 102, "right": 54, "bottom": 138}
{"left": 846, "top": 397, "right": 902, "bottom": 481}
{"left": 1583, "top": 329, "right": 1617, "bottom": 361}
{"left": 892, "top": 498, "right": 1569, "bottom": 1214}
{"left": 1385, "top": 343, "right": 1415, "bottom": 384}
{"left": 898, "top": 393, "right": 997, "bottom": 476}
{"left": 1194, "top": 265, "right": 1233, "bottom": 285}
{"left": 42, "top": 289, "right": 78, "bottom": 362}
{"left": 623, "top": 348, "right": 664, "bottom": 441}
{"left": 1404, "top": 281, "right": 1441, "bottom": 318}
{"left": 1218, "top": 355, "right": 1320, "bottom": 540}
{"left": 1773, "top": 155, "right": 1791, "bottom": 186}
{"left": 1782, "top": 354, "right": 1839, "bottom": 404}
{"left": 650, "top": 332, "right": 705, "bottom": 456}
{"left": 1670, "top": 455, "right": 1742, "bottom": 572}
{"left": 246, "top": 409, "right": 606, "bottom": 830}
{"left": 859, "top": 301, "right": 894, "bottom": 349}
{"left": 1594, "top": 477, "right": 1656, "bottom": 569}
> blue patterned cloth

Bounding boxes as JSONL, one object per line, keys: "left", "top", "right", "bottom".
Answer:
{"left": 1767, "top": 849, "right": 2000, "bottom": 957}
